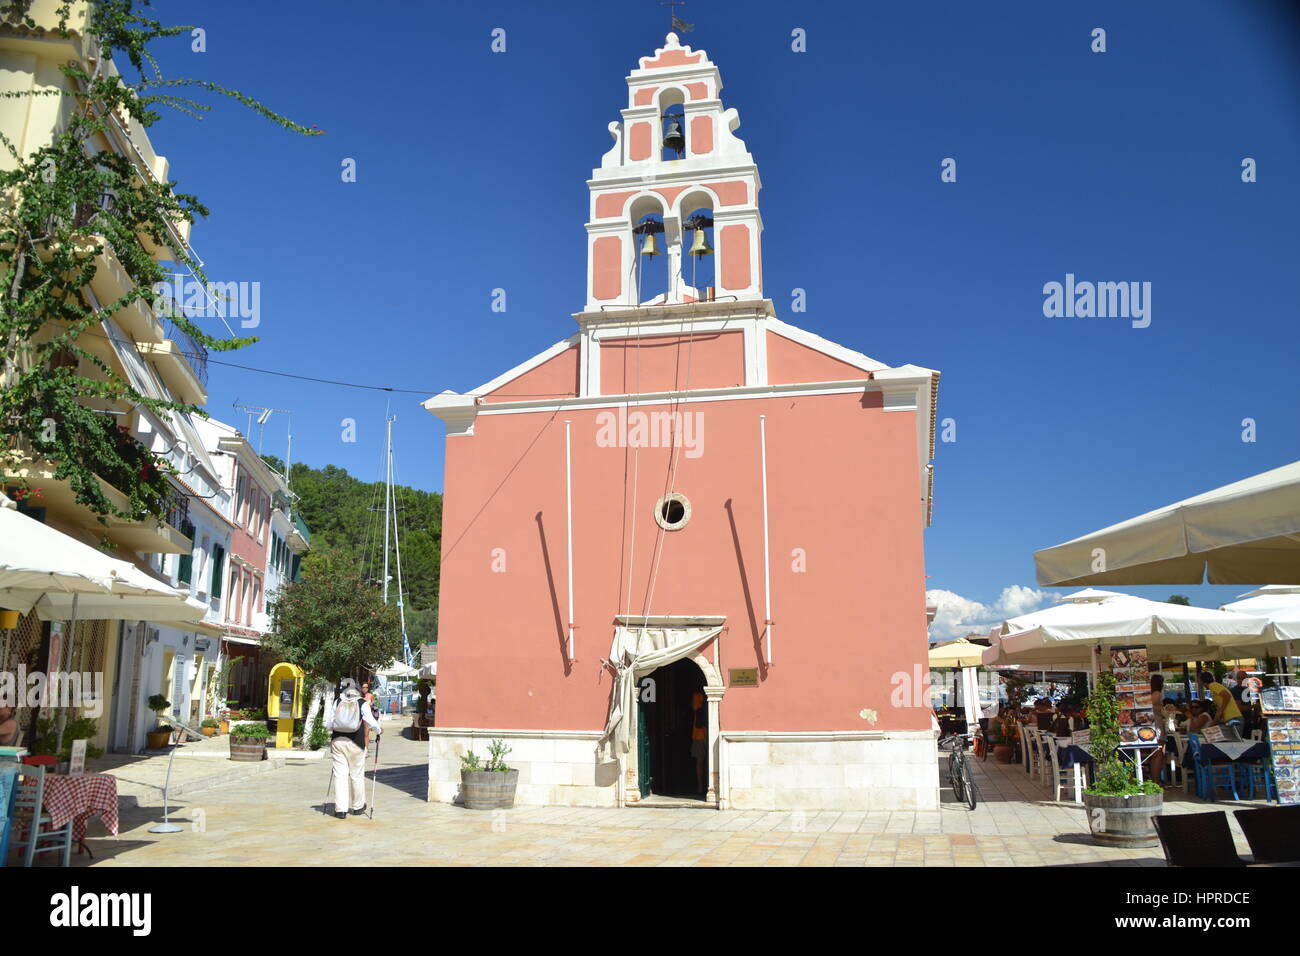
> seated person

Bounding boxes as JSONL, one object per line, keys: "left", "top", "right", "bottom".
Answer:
{"left": 1186, "top": 699, "right": 1213, "bottom": 735}
{"left": 0, "top": 705, "right": 19, "bottom": 748}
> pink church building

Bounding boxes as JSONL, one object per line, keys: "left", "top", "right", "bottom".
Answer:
{"left": 423, "top": 33, "right": 942, "bottom": 811}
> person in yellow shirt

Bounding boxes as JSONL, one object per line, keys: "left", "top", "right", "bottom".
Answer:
{"left": 1198, "top": 671, "right": 1243, "bottom": 731}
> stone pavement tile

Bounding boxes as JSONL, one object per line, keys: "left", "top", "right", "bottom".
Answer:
{"left": 885, "top": 812, "right": 915, "bottom": 833}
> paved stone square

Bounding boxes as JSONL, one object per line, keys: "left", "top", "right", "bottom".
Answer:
{"left": 30, "top": 723, "right": 1270, "bottom": 867}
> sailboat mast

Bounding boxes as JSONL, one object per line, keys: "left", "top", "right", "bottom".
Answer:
{"left": 382, "top": 415, "right": 393, "bottom": 605}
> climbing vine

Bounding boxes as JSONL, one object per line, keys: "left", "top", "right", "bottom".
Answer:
{"left": 0, "top": 0, "right": 321, "bottom": 523}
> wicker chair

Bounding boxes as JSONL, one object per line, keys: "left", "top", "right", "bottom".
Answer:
{"left": 1153, "top": 812, "right": 1246, "bottom": 867}
{"left": 1233, "top": 806, "right": 1300, "bottom": 863}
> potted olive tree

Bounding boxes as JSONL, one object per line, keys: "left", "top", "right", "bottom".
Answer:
{"left": 229, "top": 722, "right": 270, "bottom": 761}
{"left": 1082, "top": 672, "right": 1163, "bottom": 847}
{"left": 460, "top": 739, "right": 518, "bottom": 810}
{"left": 146, "top": 694, "right": 172, "bottom": 750}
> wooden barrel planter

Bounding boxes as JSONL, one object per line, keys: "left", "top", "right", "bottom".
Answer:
{"left": 229, "top": 737, "right": 267, "bottom": 762}
{"left": 461, "top": 770, "right": 519, "bottom": 810}
{"left": 1083, "top": 792, "right": 1163, "bottom": 848}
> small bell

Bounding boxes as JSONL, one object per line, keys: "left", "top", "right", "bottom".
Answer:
{"left": 640, "top": 232, "right": 660, "bottom": 257}
{"left": 688, "top": 227, "right": 713, "bottom": 257}
{"left": 663, "top": 118, "right": 685, "bottom": 156}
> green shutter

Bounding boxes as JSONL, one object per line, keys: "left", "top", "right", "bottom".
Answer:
{"left": 177, "top": 522, "right": 195, "bottom": 584}
{"left": 211, "top": 545, "right": 225, "bottom": 598}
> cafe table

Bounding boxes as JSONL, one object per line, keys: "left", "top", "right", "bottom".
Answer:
{"left": 19, "top": 770, "right": 119, "bottom": 856}
{"left": 1199, "top": 740, "right": 1269, "bottom": 763}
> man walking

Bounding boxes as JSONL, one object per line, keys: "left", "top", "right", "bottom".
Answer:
{"left": 329, "top": 677, "right": 382, "bottom": 820}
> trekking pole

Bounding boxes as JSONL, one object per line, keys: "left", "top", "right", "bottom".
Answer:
{"left": 369, "top": 734, "right": 381, "bottom": 819}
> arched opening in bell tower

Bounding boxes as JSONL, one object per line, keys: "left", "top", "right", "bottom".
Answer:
{"left": 678, "top": 189, "right": 716, "bottom": 299}
{"left": 658, "top": 87, "right": 687, "bottom": 161}
{"left": 629, "top": 195, "right": 668, "bottom": 305}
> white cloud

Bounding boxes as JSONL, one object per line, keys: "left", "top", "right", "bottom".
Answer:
{"left": 926, "top": 585, "right": 1054, "bottom": 640}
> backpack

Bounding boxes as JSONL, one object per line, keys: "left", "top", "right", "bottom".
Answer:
{"left": 330, "top": 694, "right": 362, "bottom": 733}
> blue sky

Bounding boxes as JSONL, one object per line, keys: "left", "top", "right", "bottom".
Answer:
{"left": 145, "top": 1, "right": 1300, "bottom": 631}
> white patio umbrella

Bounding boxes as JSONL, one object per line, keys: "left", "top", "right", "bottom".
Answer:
{"left": 929, "top": 637, "right": 986, "bottom": 725}
{"left": 1034, "top": 460, "right": 1300, "bottom": 586}
{"left": 0, "top": 497, "right": 197, "bottom": 620}
{"left": 1218, "top": 585, "right": 1300, "bottom": 659}
{"left": 374, "top": 660, "right": 419, "bottom": 679}
{"left": 981, "top": 590, "right": 1270, "bottom": 676}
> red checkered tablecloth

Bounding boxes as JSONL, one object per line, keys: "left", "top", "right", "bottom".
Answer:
{"left": 20, "top": 772, "right": 119, "bottom": 844}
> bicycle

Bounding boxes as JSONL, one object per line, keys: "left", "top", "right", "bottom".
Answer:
{"left": 938, "top": 732, "right": 978, "bottom": 810}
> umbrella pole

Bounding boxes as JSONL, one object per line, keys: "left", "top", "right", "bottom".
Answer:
{"left": 55, "top": 593, "right": 78, "bottom": 756}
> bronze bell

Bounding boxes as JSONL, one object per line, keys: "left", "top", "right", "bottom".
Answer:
{"left": 640, "top": 232, "right": 660, "bottom": 257}
{"left": 688, "top": 226, "right": 713, "bottom": 257}
{"left": 663, "top": 118, "right": 685, "bottom": 155}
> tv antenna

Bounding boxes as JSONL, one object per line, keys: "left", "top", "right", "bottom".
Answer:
{"left": 231, "top": 400, "right": 293, "bottom": 458}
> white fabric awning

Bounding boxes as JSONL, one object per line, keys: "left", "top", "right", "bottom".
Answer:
{"left": 1034, "top": 460, "right": 1300, "bottom": 586}
{"left": 0, "top": 496, "right": 199, "bottom": 622}
{"left": 597, "top": 615, "right": 724, "bottom": 762}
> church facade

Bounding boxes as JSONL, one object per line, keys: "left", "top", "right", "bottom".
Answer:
{"left": 423, "top": 33, "right": 942, "bottom": 811}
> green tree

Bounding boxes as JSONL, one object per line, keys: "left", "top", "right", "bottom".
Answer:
{"left": 1166, "top": 595, "right": 1191, "bottom": 606}
{"left": 264, "top": 547, "right": 402, "bottom": 683}
{"left": 262, "top": 456, "right": 442, "bottom": 618}
{"left": 1, "top": 1, "right": 319, "bottom": 523}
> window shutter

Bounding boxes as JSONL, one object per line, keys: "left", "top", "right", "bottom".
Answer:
{"left": 211, "top": 545, "right": 225, "bottom": 598}
{"left": 178, "top": 522, "right": 196, "bottom": 584}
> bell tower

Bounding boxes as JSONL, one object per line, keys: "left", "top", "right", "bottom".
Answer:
{"left": 584, "top": 32, "right": 763, "bottom": 311}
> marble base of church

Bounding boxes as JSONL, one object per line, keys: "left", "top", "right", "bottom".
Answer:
{"left": 427, "top": 728, "right": 940, "bottom": 811}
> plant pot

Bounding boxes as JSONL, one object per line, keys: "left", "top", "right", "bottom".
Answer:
{"left": 461, "top": 769, "right": 519, "bottom": 810}
{"left": 146, "top": 730, "right": 171, "bottom": 750}
{"left": 229, "top": 736, "right": 267, "bottom": 762}
{"left": 201, "top": 726, "right": 217, "bottom": 737}
{"left": 219, "top": 720, "right": 230, "bottom": 734}
{"left": 994, "top": 744, "right": 1015, "bottom": 763}
{"left": 1083, "top": 791, "right": 1163, "bottom": 848}
{"left": 0, "top": 608, "right": 20, "bottom": 629}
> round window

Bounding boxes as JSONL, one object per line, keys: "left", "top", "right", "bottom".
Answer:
{"left": 655, "top": 493, "right": 691, "bottom": 531}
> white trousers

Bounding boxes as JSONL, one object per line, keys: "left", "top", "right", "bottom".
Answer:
{"left": 331, "top": 737, "right": 367, "bottom": 812}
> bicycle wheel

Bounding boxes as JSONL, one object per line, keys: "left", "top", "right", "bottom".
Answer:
{"left": 963, "top": 756, "right": 978, "bottom": 811}
{"left": 950, "top": 753, "right": 965, "bottom": 803}
{"left": 947, "top": 749, "right": 959, "bottom": 789}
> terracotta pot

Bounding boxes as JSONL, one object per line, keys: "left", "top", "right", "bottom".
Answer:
{"left": 201, "top": 726, "right": 217, "bottom": 737}
{"left": 219, "top": 720, "right": 230, "bottom": 734}
{"left": 994, "top": 744, "right": 1015, "bottom": 763}
{"left": 0, "top": 609, "right": 20, "bottom": 629}
{"left": 146, "top": 730, "right": 170, "bottom": 750}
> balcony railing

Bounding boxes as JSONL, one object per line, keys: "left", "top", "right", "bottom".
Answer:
{"left": 291, "top": 511, "right": 311, "bottom": 547}
{"left": 166, "top": 487, "right": 190, "bottom": 529}
{"left": 164, "top": 318, "right": 209, "bottom": 387}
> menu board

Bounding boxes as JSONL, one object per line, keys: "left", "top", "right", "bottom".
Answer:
{"left": 1110, "top": 645, "right": 1159, "bottom": 748}
{"left": 1260, "top": 688, "right": 1300, "bottom": 806}
{"left": 1260, "top": 686, "right": 1300, "bottom": 714}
